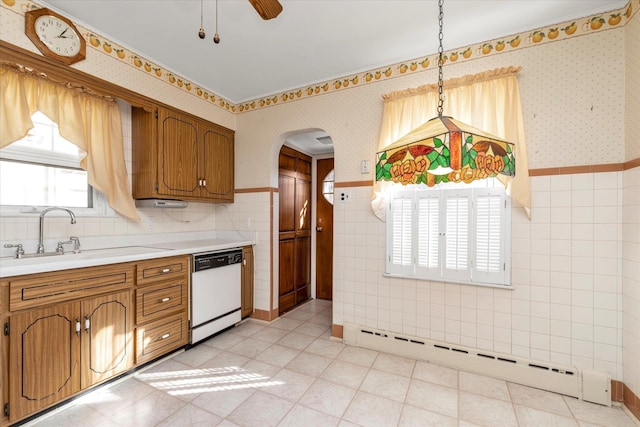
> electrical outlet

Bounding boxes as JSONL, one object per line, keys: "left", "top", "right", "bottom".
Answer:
{"left": 146, "top": 217, "right": 153, "bottom": 228}
{"left": 339, "top": 191, "right": 351, "bottom": 202}
{"left": 244, "top": 217, "right": 251, "bottom": 228}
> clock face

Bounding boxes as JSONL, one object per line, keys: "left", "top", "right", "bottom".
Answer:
{"left": 34, "top": 15, "right": 82, "bottom": 57}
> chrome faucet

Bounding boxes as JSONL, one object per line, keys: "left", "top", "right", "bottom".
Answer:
{"left": 37, "top": 207, "right": 77, "bottom": 253}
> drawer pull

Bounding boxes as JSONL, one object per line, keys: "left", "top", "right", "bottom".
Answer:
{"left": 75, "top": 319, "right": 81, "bottom": 336}
{"left": 161, "top": 268, "right": 171, "bottom": 273}
{"left": 160, "top": 297, "right": 171, "bottom": 303}
{"left": 158, "top": 333, "right": 170, "bottom": 341}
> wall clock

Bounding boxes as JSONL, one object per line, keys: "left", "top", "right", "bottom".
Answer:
{"left": 25, "top": 8, "right": 86, "bottom": 65}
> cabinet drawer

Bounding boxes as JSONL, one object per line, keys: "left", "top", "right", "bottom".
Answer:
{"left": 136, "top": 255, "right": 189, "bottom": 286}
{"left": 136, "top": 279, "right": 187, "bottom": 324}
{"left": 136, "top": 312, "right": 188, "bottom": 364}
{"left": 9, "top": 263, "right": 134, "bottom": 311}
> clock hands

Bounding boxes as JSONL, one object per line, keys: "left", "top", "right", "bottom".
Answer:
{"left": 57, "top": 28, "right": 70, "bottom": 38}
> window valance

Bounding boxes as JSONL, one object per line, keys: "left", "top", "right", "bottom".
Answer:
{"left": 0, "top": 64, "right": 139, "bottom": 220}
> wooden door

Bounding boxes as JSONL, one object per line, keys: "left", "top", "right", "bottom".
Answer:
{"left": 278, "top": 146, "right": 312, "bottom": 314}
{"left": 9, "top": 301, "right": 81, "bottom": 422}
{"left": 157, "top": 108, "right": 199, "bottom": 196}
{"left": 81, "top": 290, "right": 133, "bottom": 389}
{"left": 201, "top": 127, "right": 234, "bottom": 201}
{"left": 316, "top": 158, "right": 334, "bottom": 300}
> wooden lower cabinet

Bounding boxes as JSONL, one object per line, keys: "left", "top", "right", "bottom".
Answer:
{"left": 134, "top": 256, "right": 189, "bottom": 365}
{"left": 241, "top": 246, "right": 254, "bottom": 318}
{"left": 8, "top": 290, "right": 133, "bottom": 422}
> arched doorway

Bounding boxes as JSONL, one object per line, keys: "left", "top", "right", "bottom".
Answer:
{"left": 276, "top": 130, "right": 334, "bottom": 314}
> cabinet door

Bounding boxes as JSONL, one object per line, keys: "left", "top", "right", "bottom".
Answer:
{"left": 201, "top": 127, "right": 234, "bottom": 201}
{"left": 241, "top": 246, "right": 254, "bottom": 318}
{"left": 9, "top": 302, "right": 81, "bottom": 422}
{"left": 81, "top": 290, "right": 134, "bottom": 389}
{"left": 157, "top": 108, "right": 200, "bottom": 196}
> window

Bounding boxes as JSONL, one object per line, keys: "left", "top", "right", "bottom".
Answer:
{"left": 322, "top": 169, "right": 334, "bottom": 205}
{"left": 386, "top": 180, "right": 511, "bottom": 287}
{"left": 0, "top": 112, "right": 110, "bottom": 215}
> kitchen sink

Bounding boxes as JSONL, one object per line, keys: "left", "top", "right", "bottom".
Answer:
{"left": 0, "top": 245, "right": 173, "bottom": 268}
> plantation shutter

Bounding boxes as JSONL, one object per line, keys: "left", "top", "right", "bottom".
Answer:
{"left": 415, "top": 194, "right": 440, "bottom": 276}
{"left": 387, "top": 194, "right": 414, "bottom": 275}
{"left": 443, "top": 192, "right": 471, "bottom": 281}
{"left": 473, "top": 189, "right": 508, "bottom": 284}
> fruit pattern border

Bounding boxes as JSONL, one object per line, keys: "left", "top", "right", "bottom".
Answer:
{"left": 4, "top": 0, "right": 637, "bottom": 114}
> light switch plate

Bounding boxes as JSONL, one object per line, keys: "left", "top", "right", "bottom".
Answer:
{"left": 361, "top": 160, "right": 370, "bottom": 174}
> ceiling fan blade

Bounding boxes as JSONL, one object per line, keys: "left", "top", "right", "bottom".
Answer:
{"left": 248, "top": 0, "right": 283, "bottom": 20}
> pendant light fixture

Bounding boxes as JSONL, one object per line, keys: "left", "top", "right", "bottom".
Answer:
{"left": 213, "top": 0, "right": 220, "bottom": 44}
{"left": 198, "top": 0, "right": 206, "bottom": 39}
{"left": 197, "top": 0, "right": 220, "bottom": 43}
{"left": 375, "top": 0, "right": 516, "bottom": 187}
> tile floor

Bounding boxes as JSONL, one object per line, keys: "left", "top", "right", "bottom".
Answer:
{"left": 27, "top": 299, "right": 639, "bottom": 427}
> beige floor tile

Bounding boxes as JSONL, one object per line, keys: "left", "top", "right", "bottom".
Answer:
{"left": 155, "top": 403, "right": 222, "bottom": 426}
{"left": 227, "top": 390, "right": 294, "bottom": 427}
{"left": 278, "top": 404, "right": 340, "bottom": 427}
{"left": 283, "top": 309, "right": 317, "bottom": 321}
{"left": 31, "top": 403, "right": 110, "bottom": 427}
{"left": 295, "top": 321, "right": 332, "bottom": 337}
{"left": 106, "top": 389, "right": 187, "bottom": 426}
{"left": 171, "top": 344, "right": 221, "bottom": 367}
{"left": 406, "top": 378, "right": 458, "bottom": 418}
{"left": 299, "top": 378, "right": 357, "bottom": 418}
{"left": 286, "top": 351, "right": 333, "bottom": 377}
{"left": 202, "top": 331, "right": 246, "bottom": 350}
{"left": 336, "top": 345, "right": 379, "bottom": 367}
{"left": 305, "top": 337, "right": 346, "bottom": 358}
{"left": 251, "top": 325, "right": 291, "bottom": 343}
{"left": 255, "top": 344, "right": 301, "bottom": 367}
{"left": 308, "top": 311, "right": 333, "bottom": 325}
{"left": 399, "top": 404, "right": 458, "bottom": 427}
{"left": 458, "top": 391, "right": 518, "bottom": 427}
{"left": 343, "top": 391, "right": 404, "bottom": 427}
{"left": 278, "top": 330, "right": 317, "bottom": 350}
{"left": 191, "top": 386, "right": 256, "bottom": 418}
{"left": 271, "top": 317, "right": 304, "bottom": 331}
{"left": 320, "top": 359, "right": 369, "bottom": 389}
{"left": 563, "top": 396, "right": 638, "bottom": 427}
{"left": 507, "top": 382, "right": 573, "bottom": 416}
{"left": 83, "top": 378, "right": 156, "bottom": 417}
{"left": 459, "top": 371, "right": 511, "bottom": 402}
{"left": 198, "top": 350, "right": 250, "bottom": 370}
{"left": 261, "top": 368, "right": 316, "bottom": 402}
{"left": 359, "top": 369, "right": 411, "bottom": 402}
{"left": 412, "top": 360, "right": 459, "bottom": 388}
{"left": 227, "top": 336, "right": 272, "bottom": 358}
{"left": 241, "top": 359, "right": 282, "bottom": 378}
{"left": 230, "top": 321, "right": 265, "bottom": 336}
{"left": 514, "top": 404, "right": 579, "bottom": 427}
{"left": 372, "top": 352, "right": 417, "bottom": 377}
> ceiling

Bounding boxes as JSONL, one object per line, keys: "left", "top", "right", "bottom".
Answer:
{"left": 36, "top": 0, "right": 626, "bottom": 155}
{"left": 40, "top": 0, "right": 626, "bottom": 105}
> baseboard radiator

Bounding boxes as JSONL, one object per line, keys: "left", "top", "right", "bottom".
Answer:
{"left": 343, "top": 322, "right": 611, "bottom": 406}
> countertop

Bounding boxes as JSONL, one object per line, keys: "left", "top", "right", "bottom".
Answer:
{"left": 0, "top": 232, "right": 255, "bottom": 278}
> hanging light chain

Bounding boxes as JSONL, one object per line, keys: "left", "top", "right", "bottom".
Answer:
{"left": 437, "top": 0, "right": 444, "bottom": 117}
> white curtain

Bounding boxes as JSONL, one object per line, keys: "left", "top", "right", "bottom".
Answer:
{"left": 373, "top": 66, "right": 530, "bottom": 220}
{"left": 0, "top": 65, "right": 140, "bottom": 220}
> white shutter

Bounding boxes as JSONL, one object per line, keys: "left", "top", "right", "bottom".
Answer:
{"left": 443, "top": 192, "right": 471, "bottom": 281}
{"left": 415, "top": 194, "right": 440, "bottom": 277}
{"left": 387, "top": 194, "right": 414, "bottom": 275}
{"left": 472, "top": 188, "right": 509, "bottom": 285}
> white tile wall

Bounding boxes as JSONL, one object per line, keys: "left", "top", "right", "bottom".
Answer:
{"left": 333, "top": 171, "right": 630, "bottom": 380}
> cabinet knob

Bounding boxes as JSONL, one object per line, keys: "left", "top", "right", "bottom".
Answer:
{"left": 158, "top": 333, "right": 170, "bottom": 341}
{"left": 84, "top": 316, "right": 90, "bottom": 332}
{"left": 162, "top": 268, "right": 171, "bottom": 273}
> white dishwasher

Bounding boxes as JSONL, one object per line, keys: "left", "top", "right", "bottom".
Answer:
{"left": 190, "top": 248, "right": 242, "bottom": 344}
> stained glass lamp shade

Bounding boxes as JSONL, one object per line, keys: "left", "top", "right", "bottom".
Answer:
{"left": 375, "top": 115, "right": 515, "bottom": 187}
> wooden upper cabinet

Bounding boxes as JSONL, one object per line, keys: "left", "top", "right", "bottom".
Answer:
{"left": 132, "top": 106, "right": 234, "bottom": 203}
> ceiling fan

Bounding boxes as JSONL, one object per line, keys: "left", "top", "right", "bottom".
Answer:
{"left": 248, "top": 0, "right": 283, "bottom": 20}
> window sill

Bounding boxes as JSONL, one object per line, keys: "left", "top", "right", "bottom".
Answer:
{"left": 382, "top": 272, "right": 514, "bottom": 290}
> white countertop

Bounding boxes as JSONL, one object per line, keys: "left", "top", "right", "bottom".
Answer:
{"left": 0, "top": 232, "right": 255, "bottom": 278}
